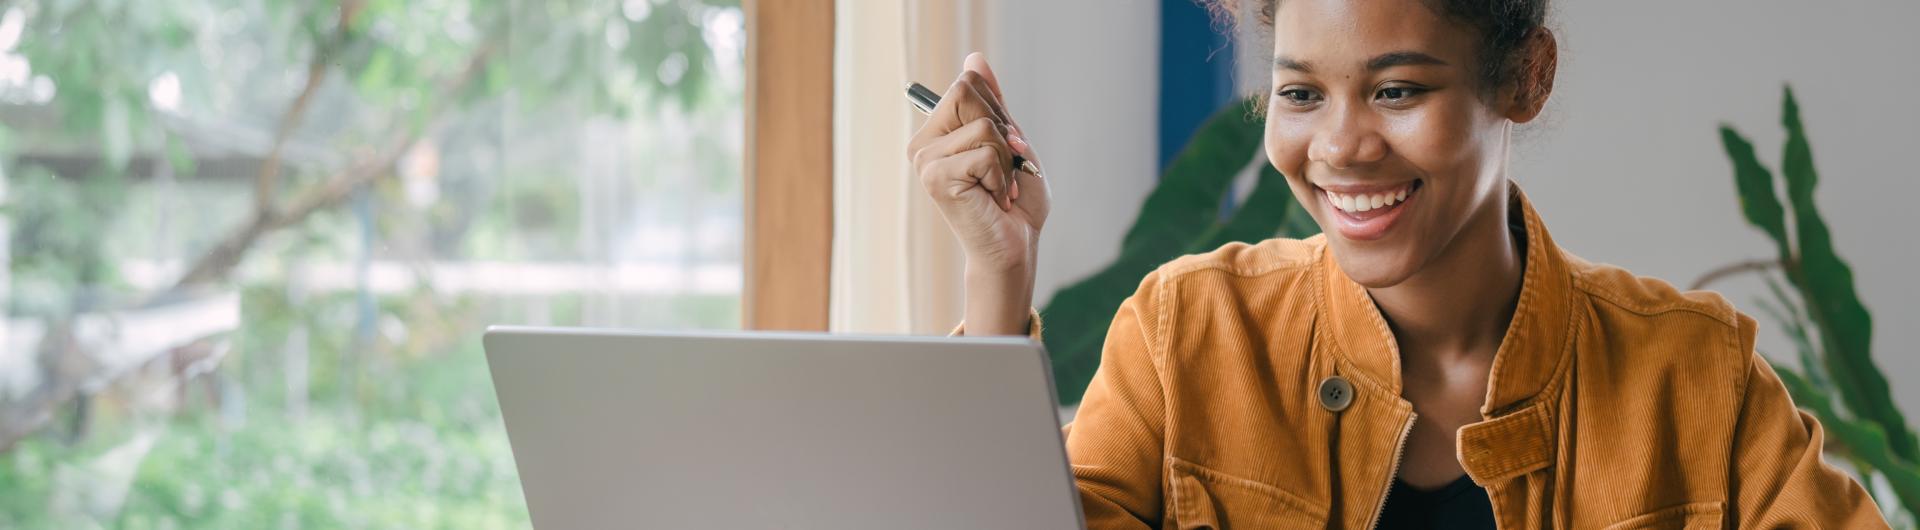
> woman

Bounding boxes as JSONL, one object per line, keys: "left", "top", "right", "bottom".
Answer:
{"left": 906, "top": 0, "right": 1889, "bottom": 528}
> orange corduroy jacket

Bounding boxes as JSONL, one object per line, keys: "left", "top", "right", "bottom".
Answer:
{"left": 1051, "top": 186, "right": 1888, "bottom": 529}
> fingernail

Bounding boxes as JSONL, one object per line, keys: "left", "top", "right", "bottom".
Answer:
{"left": 1008, "top": 132, "right": 1030, "bottom": 152}
{"left": 1011, "top": 179, "right": 1021, "bottom": 201}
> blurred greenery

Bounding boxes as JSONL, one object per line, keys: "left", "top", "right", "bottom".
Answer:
{"left": 1, "top": 336, "right": 528, "bottom": 529}
{"left": 1, "top": 0, "right": 745, "bottom": 527}
{"left": 2, "top": 164, "right": 129, "bottom": 315}
{"left": 1040, "top": 101, "right": 1319, "bottom": 405}
{"left": 1716, "top": 85, "right": 1919, "bottom": 527}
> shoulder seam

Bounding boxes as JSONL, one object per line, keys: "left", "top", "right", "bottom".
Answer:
{"left": 1571, "top": 272, "right": 1738, "bottom": 329}
{"left": 1156, "top": 240, "right": 1323, "bottom": 283}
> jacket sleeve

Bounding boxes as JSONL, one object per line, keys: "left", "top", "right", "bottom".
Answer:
{"left": 950, "top": 276, "right": 1171, "bottom": 527}
{"left": 1729, "top": 316, "right": 1892, "bottom": 528}
{"left": 1061, "top": 272, "right": 1170, "bottom": 529}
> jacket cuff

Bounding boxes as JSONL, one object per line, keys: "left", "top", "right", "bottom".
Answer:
{"left": 949, "top": 308, "right": 1044, "bottom": 342}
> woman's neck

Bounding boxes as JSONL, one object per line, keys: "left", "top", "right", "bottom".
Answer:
{"left": 1368, "top": 188, "right": 1525, "bottom": 366}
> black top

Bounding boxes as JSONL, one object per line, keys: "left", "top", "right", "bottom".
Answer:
{"left": 1376, "top": 475, "right": 1496, "bottom": 530}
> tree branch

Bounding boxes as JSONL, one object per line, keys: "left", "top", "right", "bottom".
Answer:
{"left": 255, "top": 0, "right": 366, "bottom": 214}
{"left": 171, "top": 39, "right": 496, "bottom": 291}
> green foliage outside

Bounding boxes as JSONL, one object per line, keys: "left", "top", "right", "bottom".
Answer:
{"left": 1040, "top": 101, "right": 1319, "bottom": 405}
{"left": 1717, "top": 86, "right": 1919, "bottom": 527}
{"left": 1, "top": 0, "right": 745, "bottom": 527}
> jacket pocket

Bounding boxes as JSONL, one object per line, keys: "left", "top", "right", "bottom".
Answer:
{"left": 1167, "top": 457, "right": 1326, "bottom": 530}
{"left": 1601, "top": 502, "right": 1725, "bottom": 530}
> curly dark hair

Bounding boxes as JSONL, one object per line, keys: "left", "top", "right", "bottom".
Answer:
{"left": 1202, "top": 0, "right": 1550, "bottom": 95}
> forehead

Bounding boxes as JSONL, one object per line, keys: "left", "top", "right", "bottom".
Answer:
{"left": 1271, "top": 0, "right": 1478, "bottom": 67}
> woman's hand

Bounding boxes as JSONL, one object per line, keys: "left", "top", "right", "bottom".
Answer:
{"left": 907, "top": 53, "right": 1051, "bottom": 336}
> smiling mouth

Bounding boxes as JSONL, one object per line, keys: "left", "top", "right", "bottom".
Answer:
{"left": 1323, "top": 180, "right": 1421, "bottom": 216}
{"left": 1316, "top": 179, "right": 1422, "bottom": 241}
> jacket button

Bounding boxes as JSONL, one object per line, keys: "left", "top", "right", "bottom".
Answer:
{"left": 1318, "top": 376, "right": 1354, "bottom": 412}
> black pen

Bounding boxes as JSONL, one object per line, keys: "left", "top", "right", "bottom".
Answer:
{"left": 905, "top": 82, "right": 1042, "bottom": 177}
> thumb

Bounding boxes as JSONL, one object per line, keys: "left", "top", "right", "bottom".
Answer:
{"left": 962, "top": 51, "right": 1007, "bottom": 106}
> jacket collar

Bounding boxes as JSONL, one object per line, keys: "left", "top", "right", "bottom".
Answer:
{"left": 1319, "top": 181, "right": 1576, "bottom": 416}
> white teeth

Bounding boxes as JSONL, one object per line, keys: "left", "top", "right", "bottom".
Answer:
{"left": 1327, "top": 184, "right": 1414, "bottom": 213}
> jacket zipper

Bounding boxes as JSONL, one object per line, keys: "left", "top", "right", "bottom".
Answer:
{"left": 1365, "top": 410, "right": 1418, "bottom": 530}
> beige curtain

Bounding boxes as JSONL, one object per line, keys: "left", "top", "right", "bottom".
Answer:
{"left": 829, "top": 0, "right": 992, "bottom": 334}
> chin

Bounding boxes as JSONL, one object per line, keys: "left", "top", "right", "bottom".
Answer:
{"left": 1327, "top": 239, "right": 1425, "bottom": 289}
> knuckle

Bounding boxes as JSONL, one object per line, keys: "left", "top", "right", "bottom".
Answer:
{"left": 920, "top": 157, "right": 948, "bottom": 185}
{"left": 948, "top": 77, "right": 974, "bottom": 97}
{"left": 906, "top": 138, "right": 925, "bottom": 162}
{"left": 966, "top": 117, "right": 996, "bottom": 135}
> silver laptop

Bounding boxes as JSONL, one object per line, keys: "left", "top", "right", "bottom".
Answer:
{"left": 483, "top": 327, "right": 1085, "bottom": 529}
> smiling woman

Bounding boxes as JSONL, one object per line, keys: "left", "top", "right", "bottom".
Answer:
{"left": 912, "top": 0, "right": 1892, "bottom": 527}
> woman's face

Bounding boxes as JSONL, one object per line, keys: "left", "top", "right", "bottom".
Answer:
{"left": 1264, "top": 0, "right": 1533, "bottom": 288}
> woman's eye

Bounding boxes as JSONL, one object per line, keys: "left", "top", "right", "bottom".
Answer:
{"left": 1375, "top": 85, "right": 1428, "bottom": 103}
{"left": 1276, "top": 88, "right": 1321, "bottom": 106}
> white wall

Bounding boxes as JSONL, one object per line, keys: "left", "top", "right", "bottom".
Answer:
{"left": 994, "top": 1, "right": 1920, "bottom": 413}
{"left": 989, "top": 1, "right": 1162, "bottom": 304}
{"left": 1516, "top": 1, "right": 1920, "bottom": 413}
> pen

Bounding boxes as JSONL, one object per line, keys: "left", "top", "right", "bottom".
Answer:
{"left": 905, "top": 82, "right": 1042, "bottom": 177}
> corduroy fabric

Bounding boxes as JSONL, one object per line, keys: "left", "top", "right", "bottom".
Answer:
{"left": 1046, "top": 183, "right": 1887, "bottom": 529}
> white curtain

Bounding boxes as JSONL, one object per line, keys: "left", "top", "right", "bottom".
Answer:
{"left": 830, "top": 0, "right": 993, "bottom": 334}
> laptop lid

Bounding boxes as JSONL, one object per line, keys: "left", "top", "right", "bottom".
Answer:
{"left": 484, "top": 327, "right": 1084, "bottom": 529}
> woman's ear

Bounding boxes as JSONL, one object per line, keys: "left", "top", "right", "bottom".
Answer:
{"left": 1505, "top": 27, "right": 1558, "bottom": 124}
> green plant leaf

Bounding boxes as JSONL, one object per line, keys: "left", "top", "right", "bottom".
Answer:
{"left": 1774, "top": 361, "right": 1920, "bottom": 513}
{"left": 1776, "top": 85, "right": 1917, "bottom": 463}
{"left": 1756, "top": 271, "right": 1823, "bottom": 388}
{"left": 1116, "top": 102, "right": 1262, "bottom": 255}
{"left": 1716, "top": 125, "right": 1789, "bottom": 259}
{"left": 1188, "top": 164, "right": 1292, "bottom": 254}
{"left": 1040, "top": 101, "right": 1317, "bottom": 404}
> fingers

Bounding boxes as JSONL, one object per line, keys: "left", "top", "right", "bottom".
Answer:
{"left": 1006, "top": 127, "right": 1041, "bottom": 178}
{"left": 963, "top": 145, "right": 1015, "bottom": 212}
{"left": 952, "top": 71, "right": 1014, "bottom": 132}
{"left": 925, "top": 144, "right": 1013, "bottom": 212}
{"left": 1010, "top": 163, "right": 1047, "bottom": 221}
{"left": 908, "top": 52, "right": 1020, "bottom": 161}
{"left": 914, "top": 117, "right": 1018, "bottom": 211}
{"left": 959, "top": 71, "right": 1013, "bottom": 131}
{"left": 963, "top": 52, "right": 1007, "bottom": 109}
{"left": 908, "top": 71, "right": 1007, "bottom": 153}
{"left": 904, "top": 52, "right": 1030, "bottom": 215}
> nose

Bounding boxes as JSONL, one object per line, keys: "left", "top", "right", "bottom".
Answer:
{"left": 1307, "top": 102, "right": 1387, "bottom": 170}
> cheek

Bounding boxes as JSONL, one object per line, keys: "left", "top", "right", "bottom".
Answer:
{"left": 1264, "top": 110, "right": 1313, "bottom": 181}
{"left": 1382, "top": 99, "right": 1489, "bottom": 178}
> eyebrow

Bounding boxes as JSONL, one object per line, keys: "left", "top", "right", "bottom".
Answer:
{"left": 1366, "top": 51, "right": 1448, "bottom": 70}
{"left": 1273, "top": 51, "right": 1450, "bottom": 73}
{"left": 1274, "top": 56, "right": 1313, "bottom": 73}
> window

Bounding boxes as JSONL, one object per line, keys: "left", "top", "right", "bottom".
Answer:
{"left": 0, "top": 0, "right": 744, "bottom": 526}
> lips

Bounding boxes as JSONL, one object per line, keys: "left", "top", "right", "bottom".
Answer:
{"left": 1318, "top": 180, "right": 1421, "bottom": 241}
